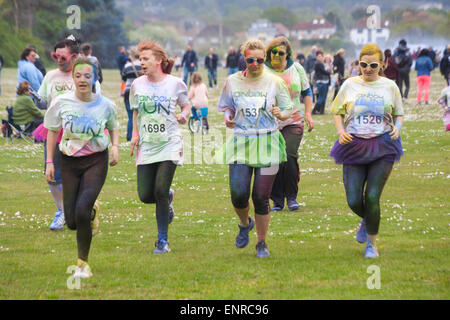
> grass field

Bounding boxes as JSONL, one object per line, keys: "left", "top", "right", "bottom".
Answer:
{"left": 0, "top": 67, "right": 448, "bottom": 300}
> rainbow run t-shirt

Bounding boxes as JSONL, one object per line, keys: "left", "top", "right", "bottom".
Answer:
{"left": 264, "top": 61, "right": 310, "bottom": 129}
{"left": 331, "top": 76, "right": 404, "bottom": 139}
{"left": 44, "top": 92, "right": 118, "bottom": 157}
{"left": 130, "top": 74, "right": 189, "bottom": 166}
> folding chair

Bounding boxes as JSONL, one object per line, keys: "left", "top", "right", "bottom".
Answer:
{"left": 3, "top": 106, "right": 34, "bottom": 144}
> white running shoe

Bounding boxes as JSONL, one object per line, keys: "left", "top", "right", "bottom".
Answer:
{"left": 73, "top": 260, "right": 93, "bottom": 278}
{"left": 49, "top": 210, "right": 65, "bottom": 231}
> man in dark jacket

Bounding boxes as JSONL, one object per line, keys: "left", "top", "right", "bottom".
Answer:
{"left": 205, "top": 47, "right": 219, "bottom": 88}
{"left": 332, "top": 48, "right": 346, "bottom": 99}
{"left": 226, "top": 46, "right": 239, "bottom": 75}
{"left": 312, "top": 51, "right": 331, "bottom": 115}
{"left": 182, "top": 44, "right": 198, "bottom": 85}
{"left": 440, "top": 44, "right": 450, "bottom": 85}
{"left": 393, "top": 39, "right": 413, "bottom": 99}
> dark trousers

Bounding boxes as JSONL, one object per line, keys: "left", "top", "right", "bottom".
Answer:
{"left": 270, "top": 124, "right": 303, "bottom": 205}
{"left": 61, "top": 150, "right": 108, "bottom": 261}
{"left": 124, "top": 91, "right": 133, "bottom": 141}
{"left": 398, "top": 71, "right": 410, "bottom": 98}
{"left": 312, "top": 82, "right": 329, "bottom": 114}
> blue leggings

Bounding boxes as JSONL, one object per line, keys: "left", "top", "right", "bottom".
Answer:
{"left": 343, "top": 159, "right": 393, "bottom": 235}
{"left": 229, "top": 163, "right": 278, "bottom": 215}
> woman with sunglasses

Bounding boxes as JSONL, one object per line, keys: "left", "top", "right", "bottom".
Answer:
{"left": 35, "top": 36, "right": 103, "bottom": 232}
{"left": 129, "top": 41, "right": 190, "bottom": 254}
{"left": 218, "top": 39, "right": 293, "bottom": 258}
{"left": 330, "top": 43, "right": 404, "bottom": 259}
{"left": 264, "top": 36, "right": 314, "bottom": 212}
{"left": 44, "top": 57, "right": 119, "bottom": 278}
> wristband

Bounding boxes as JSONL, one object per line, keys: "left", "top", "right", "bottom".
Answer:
{"left": 337, "top": 129, "right": 345, "bottom": 135}
{"left": 112, "top": 144, "right": 119, "bottom": 147}
{"left": 180, "top": 109, "right": 189, "bottom": 118}
{"left": 46, "top": 159, "right": 53, "bottom": 164}
{"left": 132, "top": 131, "right": 139, "bottom": 137}
{"left": 305, "top": 112, "right": 311, "bottom": 116}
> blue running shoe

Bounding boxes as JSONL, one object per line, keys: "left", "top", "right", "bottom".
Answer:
{"left": 271, "top": 203, "right": 284, "bottom": 211}
{"left": 154, "top": 239, "right": 170, "bottom": 254}
{"left": 235, "top": 217, "right": 255, "bottom": 248}
{"left": 287, "top": 199, "right": 301, "bottom": 211}
{"left": 256, "top": 240, "right": 270, "bottom": 258}
{"left": 364, "top": 240, "right": 379, "bottom": 259}
{"left": 168, "top": 189, "right": 175, "bottom": 224}
{"left": 356, "top": 219, "right": 368, "bottom": 243}
{"left": 49, "top": 210, "right": 65, "bottom": 231}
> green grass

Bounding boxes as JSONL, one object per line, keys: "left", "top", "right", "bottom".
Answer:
{"left": 0, "top": 68, "right": 449, "bottom": 300}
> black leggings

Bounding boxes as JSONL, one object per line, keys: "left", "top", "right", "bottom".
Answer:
{"left": 343, "top": 159, "right": 393, "bottom": 235}
{"left": 61, "top": 150, "right": 108, "bottom": 261}
{"left": 229, "top": 163, "right": 278, "bottom": 215}
{"left": 137, "top": 161, "right": 177, "bottom": 240}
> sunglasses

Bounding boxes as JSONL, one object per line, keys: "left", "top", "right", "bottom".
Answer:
{"left": 271, "top": 49, "right": 286, "bottom": 56}
{"left": 51, "top": 52, "right": 77, "bottom": 63}
{"left": 359, "top": 61, "right": 380, "bottom": 69}
{"left": 246, "top": 57, "right": 265, "bottom": 65}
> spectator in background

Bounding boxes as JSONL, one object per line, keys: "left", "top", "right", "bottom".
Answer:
{"left": 27, "top": 45, "right": 46, "bottom": 77}
{"left": 393, "top": 39, "right": 413, "bottom": 99}
{"left": 305, "top": 45, "right": 318, "bottom": 76}
{"left": 81, "top": 43, "right": 103, "bottom": 84}
{"left": 204, "top": 47, "right": 218, "bottom": 89}
{"left": 415, "top": 48, "right": 434, "bottom": 105}
{"left": 312, "top": 50, "right": 331, "bottom": 115}
{"left": 440, "top": 44, "right": 450, "bottom": 85}
{"left": 12, "top": 81, "right": 44, "bottom": 133}
{"left": 226, "top": 46, "right": 239, "bottom": 75}
{"left": 428, "top": 46, "right": 437, "bottom": 68}
{"left": 296, "top": 52, "right": 306, "bottom": 66}
{"left": 332, "top": 48, "right": 346, "bottom": 99}
{"left": 116, "top": 45, "right": 128, "bottom": 74}
{"left": 122, "top": 47, "right": 142, "bottom": 141}
{"left": 349, "top": 60, "right": 359, "bottom": 77}
{"left": 384, "top": 49, "right": 399, "bottom": 84}
{"left": 174, "top": 55, "right": 182, "bottom": 75}
{"left": 17, "top": 47, "right": 43, "bottom": 93}
{"left": 181, "top": 44, "right": 198, "bottom": 85}
{"left": 0, "top": 53, "right": 3, "bottom": 95}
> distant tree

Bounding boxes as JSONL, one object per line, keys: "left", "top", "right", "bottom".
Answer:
{"left": 260, "top": 6, "right": 298, "bottom": 29}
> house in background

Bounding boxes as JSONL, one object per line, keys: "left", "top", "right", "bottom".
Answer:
{"left": 291, "top": 17, "right": 336, "bottom": 40}
{"left": 350, "top": 18, "right": 390, "bottom": 46}
{"left": 247, "top": 19, "right": 279, "bottom": 43}
{"left": 194, "top": 24, "right": 233, "bottom": 47}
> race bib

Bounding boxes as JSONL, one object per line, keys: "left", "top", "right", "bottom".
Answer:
{"left": 140, "top": 112, "right": 168, "bottom": 143}
{"left": 353, "top": 104, "right": 385, "bottom": 135}
{"left": 238, "top": 97, "right": 267, "bottom": 127}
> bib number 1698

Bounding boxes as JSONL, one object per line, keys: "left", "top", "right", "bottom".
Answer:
{"left": 143, "top": 123, "right": 166, "bottom": 133}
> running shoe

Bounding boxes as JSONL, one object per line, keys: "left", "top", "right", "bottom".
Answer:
{"left": 287, "top": 199, "right": 301, "bottom": 211}
{"left": 364, "top": 240, "right": 379, "bottom": 259}
{"left": 271, "top": 203, "right": 284, "bottom": 211}
{"left": 356, "top": 219, "right": 368, "bottom": 243}
{"left": 73, "top": 259, "right": 93, "bottom": 278}
{"left": 91, "top": 200, "right": 100, "bottom": 236}
{"left": 256, "top": 240, "right": 270, "bottom": 258}
{"left": 235, "top": 217, "right": 255, "bottom": 248}
{"left": 154, "top": 239, "right": 171, "bottom": 254}
{"left": 168, "top": 189, "right": 175, "bottom": 225}
{"left": 49, "top": 210, "right": 65, "bottom": 231}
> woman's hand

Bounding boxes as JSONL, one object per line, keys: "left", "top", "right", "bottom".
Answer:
{"left": 390, "top": 125, "right": 400, "bottom": 140}
{"left": 339, "top": 131, "right": 353, "bottom": 145}
{"left": 271, "top": 105, "right": 289, "bottom": 121}
{"left": 176, "top": 113, "right": 187, "bottom": 124}
{"left": 45, "top": 163, "right": 56, "bottom": 183}
{"left": 130, "top": 134, "right": 139, "bottom": 157}
{"left": 304, "top": 114, "right": 314, "bottom": 132}
{"left": 110, "top": 145, "right": 119, "bottom": 166}
{"left": 225, "top": 111, "right": 235, "bottom": 129}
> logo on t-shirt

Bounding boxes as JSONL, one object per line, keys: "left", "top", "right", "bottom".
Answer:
{"left": 138, "top": 95, "right": 171, "bottom": 115}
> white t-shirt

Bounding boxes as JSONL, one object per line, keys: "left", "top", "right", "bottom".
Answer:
{"left": 44, "top": 92, "right": 118, "bottom": 157}
{"left": 331, "top": 76, "right": 404, "bottom": 139}
{"left": 130, "top": 75, "right": 189, "bottom": 165}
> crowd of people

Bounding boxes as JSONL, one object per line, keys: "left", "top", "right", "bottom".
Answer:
{"left": 0, "top": 33, "right": 449, "bottom": 279}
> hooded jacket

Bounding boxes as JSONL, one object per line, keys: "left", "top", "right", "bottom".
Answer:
{"left": 393, "top": 44, "right": 412, "bottom": 74}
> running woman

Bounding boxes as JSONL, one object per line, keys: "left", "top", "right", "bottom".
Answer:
{"left": 264, "top": 36, "right": 314, "bottom": 211}
{"left": 35, "top": 35, "right": 102, "bottom": 231}
{"left": 44, "top": 57, "right": 119, "bottom": 278}
{"left": 218, "top": 39, "right": 293, "bottom": 258}
{"left": 129, "top": 41, "right": 190, "bottom": 254}
{"left": 329, "top": 44, "right": 404, "bottom": 259}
